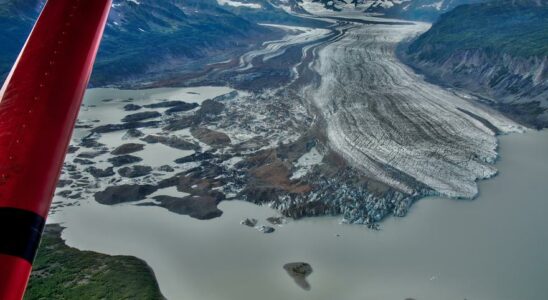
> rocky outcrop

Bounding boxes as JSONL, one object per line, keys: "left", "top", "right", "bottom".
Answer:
{"left": 197, "top": 99, "right": 225, "bottom": 118}
{"left": 123, "top": 104, "right": 142, "bottom": 111}
{"left": 144, "top": 100, "right": 199, "bottom": 113}
{"left": 123, "top": 129, "right": 145, "bottom": 139}
{"left": 157, "top": 165, "right": 174, "bottom": 173}
{"left": 108, "top": 155, "right": 143, "bottom": 167}
{"left": 111, "top": 143, "right": 145, "bottom": 155}
{"left": 240, "top": 218, "right": 258, "bottom": 227}
{"left": 152, "top": 195, "right": 223, "bottom": 220}
{"left": 174, "top": 152, "right": 214, "bottom": 164}
{"left": 163, "top": 116, "right": 197, "bottom": 131}
{"left": 266, "top": 216, "right": 287, "bottom": 225}
{"left": 56, "top": 179, "right": 73, "bottom": 188}
{"left": 257, "top": 225, "right": 275, "bottom": 233}
{"left": 86, "top": 166, "right": 115, "bottom": 178}
{"left": 95, "top": 184, "right": 158, "bottom": 205}
{"left": 241, "top": 152, "right": 312, "bottom": 204}
{"left": 67, "top": 145, "right": 80, "bottom": 153}
{"left": 73, "top": 158, "right": 95, "bottom": 165}
{"left": 118, "top": 165, "right": 153, "bottom": 178}
{"left": 283, "top": 262, "right": 313, "bottom": 290}
{"left": 122, "top": 111, "right": 162, "bottom": 123}
{"left": 77, "top": 150, "right": 107, "bottom": 159}
{"left": 79, "top": 137, "right": 105, "bottom": 148}
{"left": 141, "top": 135, "right": 200, "bottom": 151}
{"left": 92, "top": 121, "right": 160, "bottom": 134}
{"left": 190, "top": 127, "right": 231, "bottom": 147}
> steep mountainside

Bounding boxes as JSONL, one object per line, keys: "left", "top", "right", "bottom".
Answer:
{"left": 404, "top": 0, "right": 548, "bottom": 128}
{"left": 95, "top": 0, "right": 277, "bottom": 85}
{"left": 0, "top": 0, "right": 311, "bottom": 86}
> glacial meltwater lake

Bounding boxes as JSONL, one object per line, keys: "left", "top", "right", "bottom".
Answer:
{"left": 50, "top": 128, "right": 548, "bottom": 300}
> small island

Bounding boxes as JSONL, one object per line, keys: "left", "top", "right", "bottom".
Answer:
{"left": 283, "top": 262, "right": 313, "bottom": 291}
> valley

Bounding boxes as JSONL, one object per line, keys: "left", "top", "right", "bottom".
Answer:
{"left": 19, "top": 1, "right": 546, "bottom": 299}
{"left": 52, "top": 5, "right": 524, "bottom": 230}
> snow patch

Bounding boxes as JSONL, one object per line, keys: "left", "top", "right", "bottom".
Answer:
{"left": 290, "top": 147, "right": 323, "bottom": 180}
{"left": 217, "top": 0, "right": 262, "bottom": 9}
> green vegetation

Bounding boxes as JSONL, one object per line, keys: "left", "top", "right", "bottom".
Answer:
{"left": 25, "top": 225, "right": 164, "bottom": 300}
{"left": 408, "top": 0, "right": 548, "bottom": 60}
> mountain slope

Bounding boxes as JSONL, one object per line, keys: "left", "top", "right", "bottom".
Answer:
{"left": 95, "top": 0, "right": 276, "bottom": 85}
{"left": 0, "top": 0, "right": 297, "bottom": 86}
{"left": 404, "top": 0, "right": 548, "bottom": 128}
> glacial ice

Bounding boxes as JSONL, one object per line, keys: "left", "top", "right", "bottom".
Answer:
{"left": 305, "top": 21, "right": 523, "bottom": 198}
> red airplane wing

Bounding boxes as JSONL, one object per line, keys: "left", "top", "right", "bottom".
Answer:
{"left": 0, "top": 0, "right": 112, "bottom": 298}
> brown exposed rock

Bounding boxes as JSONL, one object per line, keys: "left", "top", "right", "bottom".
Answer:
{"left": 283, "top": 262, "right": 313, "bottom": 291}
{"left": 153, "top": 195, "right": 223, "bottom": 220}
{"left": 94, "top": 184, "right": 158, "bottom": 205}
{"left": 118, "top": 165, "right": 152, "bottom": 178}
{"left": 111, "top": 143, "right": 145, "bottom": 155}
{"left": 251, "top": 161, "right": 311, "bottom": 194}
{"left": 242, "top": 159, "right": 311, "bottom": 205}
{"left": 108, "top": 155, "right": 143, "bottom": 167}
{"left": 190, "top": 127, "right": 231, "bottom": 147}
{"left": 197, "top": 99, "right": 225, "bottom": 116}
{"left": 163, "top": 116, "right": 197, "bottom": 131}
{"left": 85, "top": 166, "right": 115, "bottom": 178}
{"left": 232, "top": 136, "right": 269, "bottom": 152}
{"left": 237, "top": 149, "right": 278, "bottom": 169}
{"left": 121, "top": 111, "right": 161, "bottom": 123}
{"left": 141, "top": 134, "right": 200, "bottom": 151}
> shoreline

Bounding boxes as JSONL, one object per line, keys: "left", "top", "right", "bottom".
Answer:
{"left": 44, "top": 8, "right": 547, "bottom": 299}
{"left": 27, "top": 224, "right": 165, "bottom": 300}
{"left": 51, "top": 129, "right": 548, "bottom": 300}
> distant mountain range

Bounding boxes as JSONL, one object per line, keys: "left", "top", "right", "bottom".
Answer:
{"left": 302, "top": 0, "right": 481, "bottom": 20}
{"left": 404, "top": 0, "right": 548, "bottom": 128}
{"left": 365, "top": 0, "right": 483, "bottom": 21}
{"left": 0, "top": 0, "right": 518, "bottom": 86}
{"left": 1, "top": 0, "right": 546, "bottom": 121}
